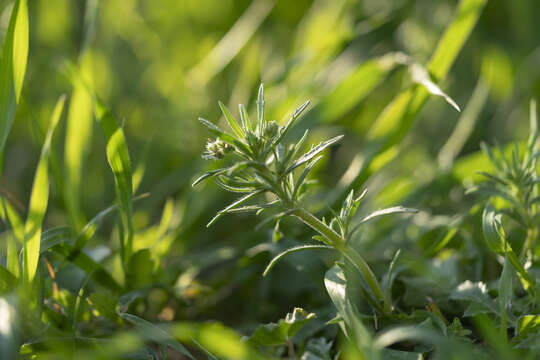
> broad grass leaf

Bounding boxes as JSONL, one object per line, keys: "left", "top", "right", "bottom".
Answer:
{"left": 368, "top": 0, "right": 486, "bottom": 141}
{"left": 94, "top": 99, "right": 134, "bottom": 263}
{"left": 64, "top": 74, "right": 93, "bottom": 230}
{"left": 334, "top": 0, "right": 486, "bottom": 207}
{"left": 318, "top": 53, "right": 402, "bottom": 123}
{"left": 23, "top": 95, "right": 65, "bottom": 285}
{"left": 0, "top": 0, "right": 28, "bottom": 154}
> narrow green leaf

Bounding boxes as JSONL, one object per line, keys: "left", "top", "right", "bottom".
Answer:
{"left": 272, "top": 100, "right": 310, "bottom": 147}
{"left": 94, "top": 98, "right": 134, "bottom": 264}
{"left": 238, "top": 104, "right": 251, "bottom": 133}
{"left": 360, "top": 206, "right": 418, "bottom": 223}
{"left": 279, "top": 129, "right": 309, "bottom": 173}
{"left": 467, "top": 184, "right": 520, "bottom": 208}
{"left": 72, "top": 193, "right": 148, "bottom": 253}
{"left": 481, "top": 204, "right": 506, "bottom": 254}
{"left": 39, "top": 226, "right": 73, "bottom": 254}
{"left": 64, "top": 78, "right": 93, "bottom": 231}
{"left": 0, "top": 0, "right": 29, "bottom": 154}
{"left": 517, "top": 315, "right": 540, "bottom": 339}
{"left": 49, "top": 244, "right": 121, "bottom": 292}
{"left": 528, "top": 99, "right": 538, "bottom": 150}
{"left": 292, "top": 155, "right": 322, "bottom": 201}
{"left": 118, "top": 312, "right": 195, "bottom": 360}
{"left": 23, "top": 95, "right": 65, "bottom": 285}
{"left": 318, "top": 53, "right": 402, "bottom": 122}
{"left": 409, "top": 63, "right": 460, "bottom": 112}
{"left": 192, "top": 167, "right": 231, "bottom": 187}
{"left": 207, "top": 189, "right": 264, "bottom": 227}
{"left": 218, "top": 101, "right": 244, "bottom": 138}
{"left": 505, "top": 249, "right": 535, "bottom": 297}
{"left": 334, "top": 0, "right": 486, "bottom": 208}
{"left": 263, "top": 245, "right": 333, "bottom": 276}
{"left": 199, "top": 117, "right": 252, "bottom": 156}
{"left": 385, "top": 249, "right": 401, "bottom": 309}
{"left": 498, "top": 254, "right": 512, "bottom": 340}
{"left": 256, "top": 83, "right": 264, "bottom": 136}
{"left": 0, "top": 265, "right": 17, "bottom": 292}
{"left": 286, "top": 135, "right": 344, "bottom": 174}
{"left": 0, "top": 197, "right": 24, "bottom": 278}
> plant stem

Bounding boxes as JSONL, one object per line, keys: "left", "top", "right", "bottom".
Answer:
{"left": 292, "top": 208, "right": 344, "bottom": 247}
{"left": 287, "top": 339, "right": 296, "bottom": 360}
{"left": 292, "top": 207, "right": 390, "bottom": 314}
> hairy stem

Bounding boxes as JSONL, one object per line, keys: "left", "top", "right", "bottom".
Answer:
{"left": 292, "top": 207, "right": 390, "bottom": 314}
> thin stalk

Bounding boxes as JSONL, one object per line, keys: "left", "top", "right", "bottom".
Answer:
{"left": 287, "top": 339, "right": 296, "bottom": 360}
{"left": 292, "top": 208, "right": 390, "bottom": 314}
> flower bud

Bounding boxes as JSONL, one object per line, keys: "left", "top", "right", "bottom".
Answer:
{"left": 264, "top": 120, "right": 279, "bottom": 139}
{"left": 203, "top": 138, "right": 232, "bottom": 160}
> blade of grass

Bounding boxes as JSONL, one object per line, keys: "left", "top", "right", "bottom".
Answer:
{"left": 93, "top": 98, "right": 134, "bottom": 268}
{"left": 317, "top": 53, "right": 404, "bottom": 123}
{"left": 332, "top": 0, "right": 486, "bottom": 207}
{"left": 64, "top": 2, "right": 98, "bottom": 231}
{"left": 64, "top": 75, "right": 93, "bottom": 231}
{"left": 118, "top": 312, "right": 195, "bottom": 360}
{"left": 23, "top": 95, "right": 65, "bottom": 285}
{"left": 0, "top": 0, "right": 28, "bottom": 161}
{"left": 187, "top": 0, "right": 274, "bottom": 85}
{"left": 0, "top": 196, "right": 24, "bottom": 278}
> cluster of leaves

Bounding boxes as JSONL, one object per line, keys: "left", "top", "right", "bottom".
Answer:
{"left": 466, "top": 100, "right": 540, "bottom": 348}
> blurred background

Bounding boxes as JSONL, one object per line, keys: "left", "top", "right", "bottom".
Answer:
{"left": 1, "top": 0, "right": 540, "bottom": 336}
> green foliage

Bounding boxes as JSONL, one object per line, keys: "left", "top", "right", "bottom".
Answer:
{"left": 1, "top": 0, "right": 540, "bottom": 358}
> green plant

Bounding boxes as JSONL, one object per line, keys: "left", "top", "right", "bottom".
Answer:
{"left": 194, "top": 84, "right": 417, "bottom": 318}
{"left": 468, "top": 100, "right": 540, "bottom": 345}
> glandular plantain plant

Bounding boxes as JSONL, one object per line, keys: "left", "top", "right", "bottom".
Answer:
{"left": 193, "top": 84, "right": 417, "bottom": 315}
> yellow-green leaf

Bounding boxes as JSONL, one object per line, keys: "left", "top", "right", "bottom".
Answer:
{"left": 94, "top": 98, "right": 134, "bottom": 264}
{"left": 23, "top": 95, "right": 65, "bottom": 285}
{"left": 0, "top": 0, "right": 29, "bottom": 155}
